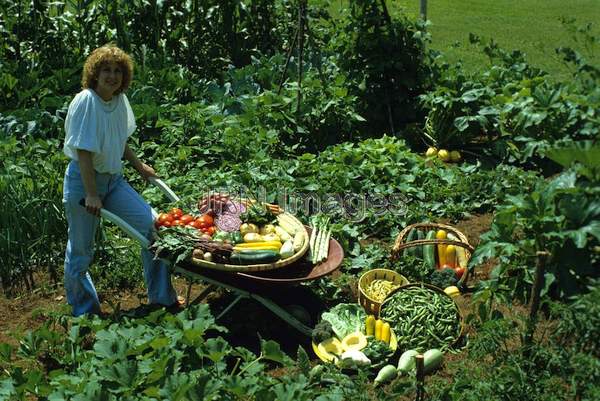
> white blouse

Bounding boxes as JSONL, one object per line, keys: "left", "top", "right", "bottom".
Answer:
{"left": 63, "top": 89, "right": 136, "bottom": 174}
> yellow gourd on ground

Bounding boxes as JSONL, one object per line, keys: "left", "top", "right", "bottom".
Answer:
{"left": 438, "top": 149, "right": 450, "bottom": 162}
{"left": 425, "top": 147, "right": 438, "bottom": 158}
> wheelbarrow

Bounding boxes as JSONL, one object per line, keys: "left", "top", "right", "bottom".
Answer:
{"left": 91, "top": 177, "right": 344, "bottom": 337}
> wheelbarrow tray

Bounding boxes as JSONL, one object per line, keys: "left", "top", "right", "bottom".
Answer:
{"left": 175, "top": 226, "right": 343, "bottom": 288}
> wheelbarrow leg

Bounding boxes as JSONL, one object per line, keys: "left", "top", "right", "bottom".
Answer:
{"left": 189, "top": 284, "right": 217, "bottom": 306}
{"left": 216, "top": 294, "right": 244, "bottom": 320}
{"left": 171, "top": 266, "right": 314, "bottom": 337}
{"left": 185, "top": 278, "right": 193, "bottom": 307}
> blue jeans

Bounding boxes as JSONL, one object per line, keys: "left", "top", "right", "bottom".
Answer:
{"left": 62, "top": 160, "right": 177, "bottom": 316}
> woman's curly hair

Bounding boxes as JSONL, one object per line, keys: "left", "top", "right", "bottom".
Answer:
{"left": 81, "top": 44, "right": 133, "bottom": 95}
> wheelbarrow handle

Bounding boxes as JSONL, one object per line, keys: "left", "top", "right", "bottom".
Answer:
{"left": 148, "top": 176, "right": 180, "bottom": 203}
{"left": 76, "top": 177, "right": 178, "bottom": 249}
{"left": 78, "top": 199, "right": 151, "bottom": 249}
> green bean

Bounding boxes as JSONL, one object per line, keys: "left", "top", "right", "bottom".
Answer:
{"left": 381, "top": 285, "right": 461, "bottom": 351}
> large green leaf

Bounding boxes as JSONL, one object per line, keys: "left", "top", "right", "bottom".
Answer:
{"left": 260, "top": 340, "right": 288, "bottom": 365}
{"left": 546, "top": 142, "right": 600, "bottom": 181}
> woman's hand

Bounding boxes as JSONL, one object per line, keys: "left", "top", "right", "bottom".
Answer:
{"left": 137, "top": 162, "right": 158, "bottom": 181}
{"left": 85, "top": 195, "right": 103, "bottom": 216}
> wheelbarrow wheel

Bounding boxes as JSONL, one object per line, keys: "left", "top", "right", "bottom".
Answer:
{"left": 267, "top": 285, "right": 326, "bottom": 328}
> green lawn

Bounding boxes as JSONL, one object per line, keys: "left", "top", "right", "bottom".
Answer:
{"left": 325, "top": 0, "right": 600, "bottom": 80}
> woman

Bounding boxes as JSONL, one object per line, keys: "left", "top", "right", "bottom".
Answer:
{"left": 62, "top": 44, "right": 179, "bottom": 316}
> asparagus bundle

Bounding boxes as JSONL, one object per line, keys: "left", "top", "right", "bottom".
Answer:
{"left": 308, "top": 215, "right": 331, "bottom": 264}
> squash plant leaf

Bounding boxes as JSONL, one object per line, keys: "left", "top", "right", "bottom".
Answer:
{"left": 202, "top": 337, "right": 231, "bottom": 363}
{"left": 260, "top": 339, "right": 287, "bottom": 365}
{"left": 296, "top": 346, "right": 311, "bottom": 375}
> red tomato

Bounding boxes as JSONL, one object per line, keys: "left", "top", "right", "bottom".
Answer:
{"left": 170, "top": 208, "right": 183, "bottom": 219}
{"left": 206, "top": 226, "right": 217, "bottom": 235}
{"left": 173, "top": 219, "right": 185, "bottom": 226}
{"left": 454, "top": 267, "right": 466, "bottom": 280}
{"left": 162, "top": 220, "right": 173, "bottom": 228}
{"left": 203, "top": 214, "right": 214, "bottom": 226}
{"left": 158, "top": 213, "right": 174, "bottom": 224}
{"left": 189, "top": 219, "right": 203, "bottom": 229}
{"left": 180, "top": 214, "right": 194, "bottom": 225}
{"left": 197, "top": 215, "right": 213, "bottom": 229}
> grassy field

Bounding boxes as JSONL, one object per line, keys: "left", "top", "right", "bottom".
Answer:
{"left": 326, "top": 0, "right": 600, "bottom": 80}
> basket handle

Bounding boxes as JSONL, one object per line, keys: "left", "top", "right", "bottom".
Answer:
{"left": 392, "top": 223, "right": 468, "bottom": 252}
{"left": 391, "top": 238, "right": 475, "bottom": 260}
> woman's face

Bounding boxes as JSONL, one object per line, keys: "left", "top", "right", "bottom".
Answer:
{"left": 95, "top": 61, "right": 123, "bottom": 99}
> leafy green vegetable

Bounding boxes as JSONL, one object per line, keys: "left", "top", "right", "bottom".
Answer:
{"left": 429, "top": 268, "right": 458, "bottom": 289}
{"left": 311, "top": 320, "right": 335, "bottom": 344}
{"left": 361, "top": 338, "right": 394, "bottom": 370}
{"left": 239, "top": 203, "right": 277, "bottom": 226}
{"left": 321, "top": 303, "right": 366, "bottom": 339}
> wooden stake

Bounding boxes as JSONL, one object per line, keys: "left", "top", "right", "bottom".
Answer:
{"left": 297, "top": 0, "right": 307, "bottom": 119}
{"left": 415, "top": 354, "right": 425, "bottom": 401}
{"left": 277, "top": 26, "right": 299, "bottom": 95}
{"left": 524, "top": 251, "right": 549, "bottom": 349}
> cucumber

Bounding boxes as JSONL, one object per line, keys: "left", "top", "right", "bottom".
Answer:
{"left": 404, "top": 228, "right": 418, "bottom": 257}
{"left": 423, "top": 230, "right": 437, "bottom": 269}
{"left": 423, "top": 349, "right": 444, "bottom": 374}
{"left": 397, "top": 349, "right": 419, "bottom": 375}
{"left": 374, "top": 364, "right": 398, "bottom": 387}
{"left": 229, "top": 250, "right": 281, "bottom": 265}
{"left": 415, "top": 230, "right": 425, "bottom": 258}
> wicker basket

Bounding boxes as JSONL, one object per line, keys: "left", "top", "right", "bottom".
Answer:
{"left": 189, "top": 199, "right": 310, "bottom": 272}
{"left": 358, "top": 269, "right": 409, "bottom": 317}
{"left": 390, "top": 222, "right": 475, "bottom": 287}
{"left": 380, "top": 282, "right": 465, "bottom": 349}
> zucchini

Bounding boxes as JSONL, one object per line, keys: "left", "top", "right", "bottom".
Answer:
{"left": 423, "top": 349, "right": 444, "bottom": 375}
{"left": 229, "top": 250, "right": 281, "bottom": 265}
{"left": 423, "top": 230, "right": 437, "bottom": 270}
{"left": 415, "top": 230, "right": 425, "bottom": 258}
{"left": 447, "top": 232, "right": 468, "bottom": 268}
{"left": 233, "top": 246, "right": 280, "bottom": 253}
{"left": 397, "top": 349, "right": 419, "bottom": 375}
{"left": 404, "top": 228, "right": 418, "bottom": 257}
{"left": 233, "top": 241, "right": 282, "bottom": 249}
{"left": 436, "top": 230, "right": 447, "bottom": 268}
{"left": 374, "top": 364, "right": 398, "bottom": 387}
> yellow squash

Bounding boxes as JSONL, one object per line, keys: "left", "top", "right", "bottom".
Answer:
{"left": 436, "top": 230, "right": 447, "bottom": 267}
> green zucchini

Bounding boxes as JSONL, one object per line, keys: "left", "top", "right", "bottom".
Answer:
{"left": 230, "top": 250, "right": 281, "bottom": 265}
{"left": 404, "top": 228, "right": 418, "bottom": 257}
{"left": 374, "top": 364, "right": 398, "bottom": 387}
{"left": 423, "top": 348, "right": 444, "bottom": 374}
{"left": 397, "top": 349, "right": 419, "bottom": 374}
{"left": 415, "top": 230, "right": 425, "bottom": 258}
{"left": 423, "top": 230, "right": 437, "bottom": 270}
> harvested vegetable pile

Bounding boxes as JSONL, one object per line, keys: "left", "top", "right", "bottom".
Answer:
{"left": 380, "top": 284, "right": 461, "bottom": 351}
